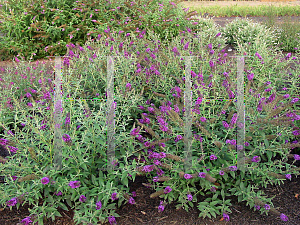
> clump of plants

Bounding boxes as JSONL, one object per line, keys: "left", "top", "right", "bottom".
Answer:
{"left": 1, "top": 10, "right": 300, "bottom": 225}
{"left": 0, "top": 0, "right": 202, "bottom": 61}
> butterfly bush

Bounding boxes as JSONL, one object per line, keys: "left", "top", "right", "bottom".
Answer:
{"left": 0, "top": 4, "right": 300, "bottom": 224}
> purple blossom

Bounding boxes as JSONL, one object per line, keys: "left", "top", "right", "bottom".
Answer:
{"left": 184, "top": 174, "right": 193, "bottom": 179}
{"left": 164, "top": 186, "right": 172, "bottom": 194}
{"left": 158, "top": 201, "right": 165, "bottom": 212}
{"left": 96, "top": 200, "right": 102, "bottom": 210}
{"left": 20, "top": 216, "right": 32, "bottom": 225}
{"left": 222, "top": 121, "right": 230, "bottom": 129}
{"left": 280, "top": 213, "right": 289, "bottom": 221}
{"left": 132, "top": 191, "right": 137, "bottom": 197}
{"left": 292, "top": 98, "right": 299, "bottom": 103}
{"left": 108, "top": 216, "right": 117, "bottom": 225}
{"left": 111, "top": 192, "right": 118, "bottom": 201}
{"left": 219, "top": 170, "right": 225, "bottom": 176}
{"left": 223, "top": 213, "right": 230, "bottom": 221}
{"left": 69, "top": 180, "right": 81, "bottom": 188}
{"left": 130, "top": 128, "right": 140, "bottom": 136}
{"left": 294, "top": 154, "right": 300, "bottom": 160}
{"left": 126, "top": 83, "right": 132, "bottom": 90}
{"left": 41, "top": 177, "right": 50, "bottom": 185}
{"left": 62, "top": 134, "right": 72, "bottom": 143}
{"left": 247, "top": 73, "right": 254, "bottom": 81}
{"left": 292, "top": 130, "right": 300, "bottom": 136}
{"left": 128, "top": 197, "right": 135, "bottom": 204}
{"left": 285, "top": 174, "right": 292, "bottom": 180}
{"left": 198, "top": 172, "right": 206, "bottom": 178}
{"left": 229, "top": 166, "right": 237, "bottom": 171}
{"left": 252, "top": 156, "right": 260, "bottom": 163}
{"left": 143, "top": 165, "right": 154, "bottom": 172}
{"left": 187, "top": 194, "right": 193, "bottom": 201}
{"left": 200, "top": 117, "right": 207, "bottom": 122}
{"left": 6, "top": 197, "right": 18, "bottom": 207}
{"left": 54, "top": 191, "right": 62, "bottom": 196}
{"left": 210, "top": 186, "right": 217, "bottom": 192}
{"left": 264, "top": 204, "right": 270, "bottom": 210}
{"left": 210, "top": 154, "right": 217, "bottom": 160}
{"left": 255, "top": 52, "right": 263, "bottom": 60}
{"left": 254, "top": 205, "right": 261, "bottom": 210}
{"left": 79, "top": 195, "right": 86, "bottom": 202}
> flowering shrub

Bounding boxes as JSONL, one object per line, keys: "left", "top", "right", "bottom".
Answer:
{"left": 0, "top": 3, "right": 300, "bottom": 225}
{"left": 0, "top": 0, "right": 202, "bottom": 61}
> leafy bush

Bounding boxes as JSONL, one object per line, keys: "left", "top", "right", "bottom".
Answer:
{"left": 220, "top": 18, "right": 281, "bottom": 56}
{"left": 0, "top": 0, "right": 201, "bottom": 61}
{"left": 1, "top": 21, "right": 300, "bottom": 224}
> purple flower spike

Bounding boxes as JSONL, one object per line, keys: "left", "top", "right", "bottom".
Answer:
{"left": 164, "top": 186, "right": 172, "bottom": 194}
{"left": 252, "top": 156, "right": 260, "bottom": 163}
{"left": 264, "top": 204, "right": 270, "bottom": 210}
{"left": 41, "top": 177, "right": 50, "bottom": 185}
{"left": 69, "top": 180, "right": 81, "bottom": 188}
{"left": 209, "top": 154, "right": 217, "bottom": 160}
{"left": 6, "top": 197, "right": 18, "bottom": 207}
{"left": 111, "top": 192, "right": 118, "bottom": 201}
{"left": 128, "top": 197, "right": 135, "bottom": 204}
{"left": 198, "top": 172, "right": 206, "bottom": 178}
{"left": 79, "top": 195, "right": 86, "bottom": 203}
{"left": 223, "top": 213, "right": 230, "bottom": 221}
{"left": 108, "top": 216, "right": 117, "bottom": 225}
{"left": 294, "top": 154, "right": 300, "bottom": 160}
{"left": 20, "top": 216, "right": 33, "bottom": 225}
{"left": 280, "top": 213, "right": 289, "bottom": 221}
{"left": 184, "top": 174, "right": 193, "bottom": 179}
{"left": 96, "top": 200, "right": 102, "bottom": 210}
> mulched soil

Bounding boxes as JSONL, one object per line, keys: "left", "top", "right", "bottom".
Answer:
{"left": 1, "top": 15, "right": 300, "bottom": 225}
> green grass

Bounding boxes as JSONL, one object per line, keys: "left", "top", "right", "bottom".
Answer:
{"left": 179, "top": 2, "right": 300, "bottom": 17}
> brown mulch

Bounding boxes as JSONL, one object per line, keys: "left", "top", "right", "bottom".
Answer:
{"left": 1, "top": 15, "right": 300, "bottom": 225}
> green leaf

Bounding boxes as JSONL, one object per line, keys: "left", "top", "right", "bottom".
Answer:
{"left": 212, "top": 193, "right": 218, "bottom": 201}
{"left": 240, "top": 182, "right": 245, "bottom": 190}
{"left": 58, "top": 202, "right": 69, "bottom": 211}
{"left": 211, "top": 210, "right": 216, "bottom": 218}
{"left": 66, "top": 199, "right": 72, "bottom": 207}
{"left": 221, "top": 189, "right": 225, "bottom": 198}
{"left": 210, "top": 201, "right": 219, "bottom": 206}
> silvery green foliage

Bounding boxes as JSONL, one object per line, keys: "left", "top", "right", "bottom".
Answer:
{"left": 220, "top": 18, "right": 280, "bottom": 54}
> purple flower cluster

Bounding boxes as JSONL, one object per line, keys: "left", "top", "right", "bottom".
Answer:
{"left": 164, "top": 186, "right": 172, "bottom": 194}
{"left": 6, "top": 197, "right": 18, "bottom": 207}
{"left": 184, "top": 173, "right": 193, "bottom": 179}
{"left": 111, "top": 192, "right": 118, "bottom": 201}
{"left": 158, "top": 201, "right": 165, "bottom": 212}
{"left": 223, "top": 213, "right": 230, "bottom": 221}
{"left": 20, "top": 216, "right": 33, "bottom": 225}
{"left": 41, "top": 177, "right": 50, "bottom": 185}
{"left": 96, "top": 200, "right": 102, "bottom": 210}
{"left": 128, "top": 197, "right": 135, "bottom": 204}
{"left": 79, "top": 195, "right": 86, "bottom": 203}
{"left": 69, "top": 180, "right": 81, "bottom": 189}
{"left": 209, "top": 154, "right": 217, "bottom": 160}
{"left": 198, "top": 172, "right": 206, "bottom": 178}
{"left": 108, "top": 216, "right": 117, "bottom": 225}
{"left": 252, "top": 156, "right": 260, "bottom": 163}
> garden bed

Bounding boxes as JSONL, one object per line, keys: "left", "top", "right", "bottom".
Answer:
{"left": 1, "top": 2, "right": 300, "bottom": 224}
